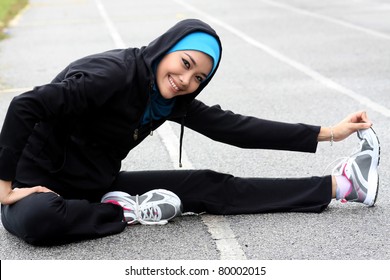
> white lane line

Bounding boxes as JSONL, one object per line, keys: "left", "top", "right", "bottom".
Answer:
{"left": 157, "top": 123, "right": 247, "bottom": 260}
{"left": 94, "top": 0, "right": 247, "bottom": 260}
{"left": 0, "top": 87, "right": 32, "bottom": 94}
{"left": 173, "top": 0, "right": 390, "bottom": 118}
{"left": 201, "top": 215, "right": 247, "bottom": 260}
{"left": 157, "top": 123, "right": 194, "bottom": 169}
{"left": 94, "top": 0, "right": 126, "bottom": 48}
{"left": 260, "top": 0, "right": 390, "bottom": 41}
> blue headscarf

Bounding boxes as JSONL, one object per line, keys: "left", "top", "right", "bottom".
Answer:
{"left": 142, "top": 32, "right": 221, "bottom": 125}
{"left": 167, "top": 31, "right": 221, "bottom": 77}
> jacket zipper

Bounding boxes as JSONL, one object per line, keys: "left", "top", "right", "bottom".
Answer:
{"left": 133, "top": 128, "right": 139, "bottom": 141}
{"left": 133, "top": 81, "right": 154, "bottom": 141}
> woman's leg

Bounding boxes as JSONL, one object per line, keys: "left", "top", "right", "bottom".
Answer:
{"left": 1, "top": 192, "right": 126, "bottom": 245}
{"left": 111, "top": 169, "right": 332, "bottom": 215}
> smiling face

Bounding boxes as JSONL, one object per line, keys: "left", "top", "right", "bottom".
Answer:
{"left": 156, "top": 50, "right": 213, "bottom": 99}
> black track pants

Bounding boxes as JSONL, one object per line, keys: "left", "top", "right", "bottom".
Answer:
{"left": 112, "top": 170, "right": 332, "bottom": 214}
{"left": 1, "top": 169, "right": 332, "bottom": 245}
{"left": 1, "top": 192, "right": 126, "bottom": 245}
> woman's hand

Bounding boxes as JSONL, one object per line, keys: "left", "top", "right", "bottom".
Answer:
{"left": 318, "top": 111, "right": 372, "bottom": 142}
{"left": 0, "top": 180, "right": 57, "bottom": 205}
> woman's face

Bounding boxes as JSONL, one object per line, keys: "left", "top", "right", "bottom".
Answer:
{"left": 156, "top": 50, "right": 213, "bottom": 99}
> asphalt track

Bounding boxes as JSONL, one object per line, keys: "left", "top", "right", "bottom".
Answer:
{"left": 0, "top": 0, "right": 389, "bottom": 271}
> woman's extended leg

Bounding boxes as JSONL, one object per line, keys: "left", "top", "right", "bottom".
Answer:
{"left": 111, "top": 169, "right": 332, "bottom": 215}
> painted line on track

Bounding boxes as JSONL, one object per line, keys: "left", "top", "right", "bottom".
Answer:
{"left": 94, "top": 0, "right": 247, "bottom": 260}
{"left": 173, "top": 0, "right": 390, "bottom": 118}
{"left": 0, "top": 87, "right": 32, "bottom": 94}
{"left": 260, "top": 0, "right": 390, "bottom": 41}
{"left": 157, "top": 123, "right": 247, "bottom": 260}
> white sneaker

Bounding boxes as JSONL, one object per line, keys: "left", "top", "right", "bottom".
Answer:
{"left": 333, "top": 127, "right": 380, "bottom": 206}
{"left": 101, "top": 189, "right": 183, "bottom": 225}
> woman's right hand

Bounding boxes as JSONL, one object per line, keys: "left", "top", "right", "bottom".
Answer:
{"left": 318, "top": 111, "right": 372, "bottom": 143}
{"left": 0, "top": 180, "right": 56, "bottom": 205}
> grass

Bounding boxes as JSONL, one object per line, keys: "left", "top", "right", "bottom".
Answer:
{"left": 0, "top": 0, "right": 28, "bottom": 39}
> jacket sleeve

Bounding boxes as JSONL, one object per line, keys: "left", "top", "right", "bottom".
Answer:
{"left": 175, "top": 99, "right": 321, "bottom": 153}
{"left": 0, "top": 56, "right": 127, "bottom": 181}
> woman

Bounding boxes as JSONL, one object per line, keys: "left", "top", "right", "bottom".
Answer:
{"left": 0, "top": 19, "right": 379, "bottom": 245}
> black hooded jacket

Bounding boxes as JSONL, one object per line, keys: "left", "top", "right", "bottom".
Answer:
{"left": 0, "top": 19, "right": 320, "bottom": 195}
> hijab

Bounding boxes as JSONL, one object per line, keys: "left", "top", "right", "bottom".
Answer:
{"left": 142, "top": 31, "right": 221, "bottom": 125}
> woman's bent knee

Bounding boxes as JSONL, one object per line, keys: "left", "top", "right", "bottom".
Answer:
{"left": 2, "top": 192, "right": 67, "bottom": 245}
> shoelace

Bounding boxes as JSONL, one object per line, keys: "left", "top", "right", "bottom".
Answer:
{"left": 322, "top": 157, "right": 348, "bottom": 176}
{"left": 322, "top": 139, "right": 364, "bottom": 177}
{"left": 131, "top": 195, "right": 168, "bottom": 225}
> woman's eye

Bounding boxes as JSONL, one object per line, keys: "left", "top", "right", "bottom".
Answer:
{"left": 196, "top": 76, "right": 203, "bottom": 83}
{"left": 182, "top": 58, "right": 190, "bottom": 68}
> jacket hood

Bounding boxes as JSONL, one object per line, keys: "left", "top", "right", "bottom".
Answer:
{"left": 141, "top": 19, "right": 223, "bottom": 107}
{"left": 139, "top": 19, "right": 222, "bottom": 168}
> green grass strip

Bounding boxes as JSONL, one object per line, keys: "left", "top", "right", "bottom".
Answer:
{"left": 0, "top": 0, "right": 28, "bottom": 39}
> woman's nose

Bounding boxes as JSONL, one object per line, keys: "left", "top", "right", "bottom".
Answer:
{"left": 179, "top": 73, "right": 191, "bottom": 87}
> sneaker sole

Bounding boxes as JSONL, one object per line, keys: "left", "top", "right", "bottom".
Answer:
{"left": 361, "top": 127, "right": 380, "bottom": 206}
